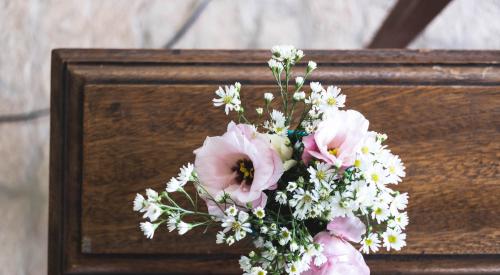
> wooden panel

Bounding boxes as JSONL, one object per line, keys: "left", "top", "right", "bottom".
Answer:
{"left": 50, "top": 50, "right": 500, "bottom": 275}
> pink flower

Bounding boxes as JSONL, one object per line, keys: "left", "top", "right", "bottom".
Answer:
{"left": 302, "top": 110, "right": 369, "bottom": 168}
{"left": 327, "top": 216, "right": 366, "bottom": 243}
{"left": 194, "top": 122, "right": 284, "bottom": 216}
{"left": 303, "top": 231, "right": 370, "bottom": 275}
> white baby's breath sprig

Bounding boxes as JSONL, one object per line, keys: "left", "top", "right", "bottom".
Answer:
{"left": 213, "top": 83, "right": 242, "bottom": 115}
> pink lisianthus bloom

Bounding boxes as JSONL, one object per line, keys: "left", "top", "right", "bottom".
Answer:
{"left": 194, "top": 122, "right": 284, "bottom": 217}
{"left": 327, "top": 216, "right": 366, "bottom": 243}
{"left": 303, "top": 231, "right": 370, "bottom": 275}
{"left": 302, "top": 110, "right": 369, "bottom": 168}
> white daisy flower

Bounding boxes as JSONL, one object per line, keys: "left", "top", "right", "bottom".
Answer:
{"left": 140, "top": 222, "right": 156, "bottom": 239}
{"left": 264, "top": 92, "right": 274, "bottom": 102}
{"left": 226, "top": 235, "right": 235, "bottom": 246}
{"left": 308, "top": 162, "right": 335, "bottom": 188}
{"left": 133, "top": 193, "right": 146, "bottom": 212}
{"left": 253, "top": 207, "right": 266, "bottom": 219}
{"left": 212, "top": 84, "right": 241, "bottom": 115}
{"left": 166, "top": 177, "right": 182, "bottom": 192}
{"left": 225, "top": 205, "right": 238, "bottom": 217}
{"left": 390, "top": 192, "right": 409, "bottom": 215}
{"left": 256, "top": 107, "right": 264, "bottom": 115}
{"left": 382, "top": 228, "right": 407, "bottom": 251}
{"left": 249, "top": 266, "right": 267, "bottom": 275}
{"left": 384, "top": 154, "right": 406, "bottom": 184}
{"left": 365, "top": 163, "right": 388, "bottom": 187}
{"left": 264, "top": 109, "right": 288, "bottom": 136}
{"left": 177, "top": 163, "right": 194, "bottom": 184}
{"left": 360, "top": 233, "right": 381, "bottom": 253}
{"left": 293, "top": 91, "right": 306, "bottom": 101}
{"left": 268, "top": 59, "right": 284, "bottom": 72}
{"left": 286, "top": 261, "right": 302, "bottom": 275}
{"left": 309, "top": 81, "right": 324, "bottom": 93}
{"left": 167, "top": 214, "right": 178, "bottom": 232}
{"left": 177, "top": 221, "right": 193, "bottom": 235}
{"left": 286, "top": 181, "right": 298, "bottom": 192}
{"left": 371, "top": 202, "right": 390, "bottom": 223}
{"left": 216, "top": 231, "right": 225, "bottom": 244}
{"left": 319, "top": 86, "right": 345, "bottom": 113}
{"left": 221, "top": 211, "right": 252, "bottom": 241}
{"left": 388, "top": 211, "right": 409, "bottom": 230}
{"left": 239, "top": 256, "right": 252, "bottom": 273}
{"left": 328, "top": 192, "right": 355, "bottom": 218}
{"left": 295, "top": 76, "right": 304, "bottom": 85}
{"left": 307, "top": 61, "right": 317, "bottom": 72}
{"left": 275, "top": 191, "right": 287, "bottom": 205}
{"left": 145, "top": 188, "right": 159, "bottom": 201}
{"left": 290, "top": 188, "right": 318, "bottom": 220}
{"left": 279, "top": 227, "right": 292, "bottom": 245}
{"left": 143, "top": 203, "right": 162, "bottom": 222}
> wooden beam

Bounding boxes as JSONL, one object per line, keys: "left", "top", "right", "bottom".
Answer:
{"left": 368, "top": 0, "right": 452, "bottom": 48}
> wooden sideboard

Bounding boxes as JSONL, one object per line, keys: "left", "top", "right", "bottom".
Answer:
{"left": 49, "top": 49, "right": 500, "bottom": 274}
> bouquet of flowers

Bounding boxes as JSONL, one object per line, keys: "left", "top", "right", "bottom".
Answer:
{"left": 133, "top": 45, "right": 408, "bottom": 275}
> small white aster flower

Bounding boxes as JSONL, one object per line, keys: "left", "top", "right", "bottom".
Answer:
{"left": 249, "top": 266, "right": 267, "bottom": 275}
{"left": 295, "top": 76, "right": 304, "bottom": 86}
{"left": 212, "top": 84, "right": 241, "bottom": 115}
{"left": 177, "top": 163, "right": 194, "bottom": 184}
{"left": 133, "top": 193, "right": 146, "bottom": 211}
{"left": 264, "top": 92, "right": 274, "bottom": 102}
{"left": 286, "top": 261, "right": 301, "bottom": 275}
{"left": 145, "top": 188, "right": 159, "bottom": 201}
{"left": 166, "top": 177, "right": 182, "bottom": 192}
{"left": 275, "top": 191, "right": 287, "bottom": 204}
{"left": 279, "top": 227, "right": 292, "bottom": 245}
{"left": 216, "top": 231, "right": 225, "bottom": 244}
{"left": 290, "top": 188, "right": 318, "bottom": 220}
{"left": 267, "top": 58, "right": 283, "bottom": 71}
{"left": 328, "top": 192, "right": 355, "bottom": 218}
{"left": 372, "top": 202, "right": 390, "bottom": 223}
{"left": 384, "top": 154, "right": 406, "bottom": 184}
{"left": 253, "top": 207, "right": 266, "bottom": 219}
{"left": 365, "top": 163, "right": 389, "bottom": 187}
{"left": 167, "top": 215, "right": 178, "bottom": 232}
{"left": 140, "top": 222, "right": 156, "bottom": 239}
{"left": 309, "top": 82, "right": 323, "bottom": 93}
{"left": 319, "top": 85, "right": 346, "bottom": 113}
{"left": 290, "top": 241, "right": 299, "bottom": 252}
{"left": 388, "top": 211, "right": 409, "bottom": 231}
{"left": 226, "top": 205, "right": 238, "bottom": 217}
{"left": 308, "top": 162, "right": 335, "bottom": 188}
{"left": 286, "top": 181, "right": 297, "bottom": 192}
{"left": 382, "top": 228, "right": 407, "bottom": 251}
{"left": 177, "top": 221, "right": 192, "bottom": 235}
{"left": 143, "top": 203, "right": 162, "bottom": 222}
{"left": 226, "top": 235, "right": 235, "bottom": 246}
{"left": 360, "top": 233, "right": 381, "bottom": 253}
{"left": 255, "top": 107, "right": 264, "bottom": 115}
{"left": 307, "top": 61, "right": 317, "bottom": 72}
{"left": 260, "top": 225, "right": 268, "bottom": 234}
{"left": 293, "top": 91, "right": 306, "bottom": 101}
{"left": 390, "top": 192, "right": 409, "bottom": 215}
{"left": 313, "top": 252, "right": 327, "bottom": 267}
{"left": 239, "top": 256, "right": 252, "bottom": 273}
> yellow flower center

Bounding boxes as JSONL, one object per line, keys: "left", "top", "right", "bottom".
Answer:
{"left": 327, "top": 97, "right": 337, "bottom": 106}
{"left": 365, "top": 239, "right": 373, "bottom": 245}
{"left": 361, "top": 146, "right": 369, "bottom": 154}
{"left": 354, "top": 159, "right": 361, "bottom": 168}
{"left": 389, "top": 166, "right": 396, "bottom": 174}
{"left": 232, "top": 221, "right": 241, "bottom": 231}
{"left": 328, "top": 148, "right": 338, "bottom": 156}
{"left": 371, "top": 173, "right": 379, "bottom": 182}
{"left": 316, "top": 170, "right": 326, "bottom": 180}
{"left": 223, "top": 96, "right": 233, "bottom": 104}
{"left": 388, "top": 235, "right": 397, "bottom": 243}
{"left": 375, "top": 208, "right": 383, "bottom": 215}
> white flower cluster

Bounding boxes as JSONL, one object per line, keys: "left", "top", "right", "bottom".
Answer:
{"left": 302, "top": 82, "right": 346, "bottom": 133}
{"left": 133, "top": 163, "right": 206, "bottom": 239}
{"left": 134, "top": 46, "right": 409, "bottom": 274}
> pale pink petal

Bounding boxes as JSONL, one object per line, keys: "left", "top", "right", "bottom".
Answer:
{"left": 327, "top": 216, "right": 366, "bottom": 243}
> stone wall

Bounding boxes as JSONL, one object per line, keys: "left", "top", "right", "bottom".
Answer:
{"left": 1, "top": 0, "right": 499, "bottom": 274}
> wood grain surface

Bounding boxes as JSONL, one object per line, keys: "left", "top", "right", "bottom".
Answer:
{"left": 50, "top": 50, "right": 500, "bottom": 275}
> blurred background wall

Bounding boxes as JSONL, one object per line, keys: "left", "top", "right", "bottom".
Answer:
{"left": 1, "top": 0, "right": 500, "bottom": 274}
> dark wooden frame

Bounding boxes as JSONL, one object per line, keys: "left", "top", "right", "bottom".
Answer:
{"left": 49, "top": 49, "right": 500, "bottom": 275}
